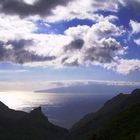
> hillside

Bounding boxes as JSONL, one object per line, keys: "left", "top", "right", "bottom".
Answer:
{"left": 69, "top": 89, "right": 140, "bottom": 140}
{"left": 93, "top": 103, "right": 140, "bottom": 140}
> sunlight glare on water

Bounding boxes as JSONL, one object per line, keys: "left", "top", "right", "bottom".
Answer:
{"left": 0, "top": 91, "right": 58, "bottom": 111}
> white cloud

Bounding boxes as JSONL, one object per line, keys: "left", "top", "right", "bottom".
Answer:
{"left": 62, "top": 20, "right": 125, "bottom": 66}
{"left": 130, "top": 20, "right": 140, "bottom": 34}
{"left": 4, "top": 44, "right": 14, "bottom": 50}
{"left": 0, "top": 14, "right": 36, "bottom": 42}
{"left": 129, "top": 20, "right": 140, "bottom": 47}
{"left": 23, "top": 20, "right": 126, "bottom": 70}
{"left": 25, "top": 34, "right": 72, "bottom": 57}
{"left": 134, "top": 39, "right": 140, "bottom": 46}
{"left": 103, "top": 58, "right": 140, "bottom": 75}
{"left": 115, "top": 59, "right": 140, "bottom": 75}
{"left": 85, "top": 20, "right": 123, "bottom": 40}
{"left": 65, "top": 20, "right": 123, "bottom": 40}
{"left": 23, "top": 0, "right": 38, "bottom": 5}
{"left": 65, "top": 25, "right": 90, "bottom": 39}
{"left": 45, "top": 0, "right": 119, "bottom": 22}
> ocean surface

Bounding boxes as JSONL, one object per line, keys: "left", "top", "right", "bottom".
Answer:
{"left": 0, "top": 86, "right": 138, "bottom": 128}
{"left": 0, "top": 85, "right": 138, "bottom": 128}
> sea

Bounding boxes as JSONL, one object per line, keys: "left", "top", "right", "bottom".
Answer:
{"left": 0, "top": 85, "right": 139, "bottom": 128}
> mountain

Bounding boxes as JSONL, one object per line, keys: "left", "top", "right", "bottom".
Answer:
{"left": 69, "top": 89, "right": 140, "bottom": 140}
{"left": 0, "top": 101, "right": 68, "bottom": 140}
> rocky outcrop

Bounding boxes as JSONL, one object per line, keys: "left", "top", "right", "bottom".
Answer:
{"left": 0, "top": 102, "right": 68, "bottom": 140}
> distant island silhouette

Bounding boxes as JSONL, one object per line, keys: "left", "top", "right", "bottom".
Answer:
{"left": 0, "top": 89, "right": 140, "bottom": 140}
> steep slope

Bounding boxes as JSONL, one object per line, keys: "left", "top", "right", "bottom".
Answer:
{"left": 93, "top": 103, "right": 140, "bottom": 140}
{"left": 69, "top": 89, "right": 140, "bottom": 140}
{"left": 0, "top": 102, "right": 68, "bottom": 140}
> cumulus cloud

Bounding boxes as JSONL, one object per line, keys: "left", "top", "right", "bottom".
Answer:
{"left": 61, "top": 20, "right": 125, "bottom": 66}
{"left": 130, "top": 20, "right": 140, "bottom": 34}
{"left": 22, "top": 20, "right": 125, "bottom": 69}
{"left": 130, "top": 20, "right": 140, "bottom": 47}
{"left": 115, "top": 59, "right": 140, "bottom": 75}
{"left": 0, "top": 14, "right": 36, "bottom": 41}
{"left": 65, "top": 20, "right": 123, "bottom": 40}
{"left": 82, "top": 38, "right": 123, "bottom": 64}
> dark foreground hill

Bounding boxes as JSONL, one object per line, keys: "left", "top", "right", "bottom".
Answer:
{"left": 0, "top": 102, "right": 68, "bottom": 140}
{"left": 0, "top": 89, "right": 140, "bottom": 140}
{"left": 69, "top": 89, "right": 140, "bottom": 140}
{"left": 93, "top": 103, "right": 140, "bottom": 140}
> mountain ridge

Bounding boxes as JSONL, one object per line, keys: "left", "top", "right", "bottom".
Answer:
{"left": 69, "top": 89, "right": 140, "bottom": 140}
{"left": 0, "top": 101, "right": 68, "bottom": 140}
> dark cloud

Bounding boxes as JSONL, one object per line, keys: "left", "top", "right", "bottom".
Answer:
{"left": 64, "top": 39, "right": 84, "bottom": 52}
{"left": 46, "top": 34, "right": 124, "bottom": 68}
{"left": 0, "top": 39, "right": 56, "bottom": 64}
{"left": 84, "top": 47, "right": 114, "bottom": 63}
{"left": 83, "top": 39, "right": 121, "bottom": 63}
{"left": 7, "top": 39, "right": 33, "bottom": 49}
{"left": 0, "top": 0, "right": 72, "bottom": 17}
{"left": 61, "top": 57, "right": 69, "bottom": 64}
{"left": 60, "top": 39, "right": 84, "bottom": 66}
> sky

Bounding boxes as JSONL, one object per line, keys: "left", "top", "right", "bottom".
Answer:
{"left": 0, "top": 0, "right": 140, "bottom": 91}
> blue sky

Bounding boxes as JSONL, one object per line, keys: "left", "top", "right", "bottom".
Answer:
{"left": 0, "top": 0, "right": 140, "bottom": 90}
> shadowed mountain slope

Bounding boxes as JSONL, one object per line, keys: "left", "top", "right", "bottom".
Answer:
{"left": 0, "top": 102, "right": 68, "bottom": 140}
{"left": 69, "top": 89, "right": 140, "bottom": 140}
{"left": 92, "top": 103, "right": 140, "bottom": 140}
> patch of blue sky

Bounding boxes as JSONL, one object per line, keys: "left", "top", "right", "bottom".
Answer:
{"left": 97, "top": 6, "right": 140, "bottom": 27}
{"left": 123, "top": 40, "right": 140, "bottom": 59}
{"left": 34, "top": 18, "right": 94, "bottom": 35}
{"left": 117, "top": 5, "right": 140, "bottom": 26}
{"left": 0, "top": 63, "right": 23, "bottom": 70}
